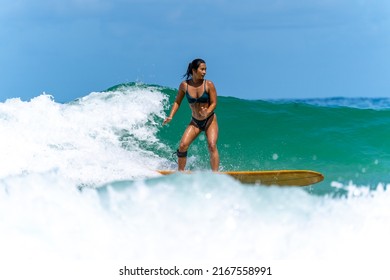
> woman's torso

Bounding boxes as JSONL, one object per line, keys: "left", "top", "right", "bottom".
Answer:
{"left": 185, "top": 79, "right": 211, "bottom": 120}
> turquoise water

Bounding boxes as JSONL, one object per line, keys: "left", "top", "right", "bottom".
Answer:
{"left": 129, "top": 83, "right": 390, "bottom": 195}
{"left": 1, "top": 83, "right": 390, "bottom": 260}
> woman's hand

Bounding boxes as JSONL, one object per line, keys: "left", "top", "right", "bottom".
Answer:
{"left": 162, "top": 117, "right": 172, "bottom": 125}
{"left": 199, "top": 107, "right": 209, "bottom": 117}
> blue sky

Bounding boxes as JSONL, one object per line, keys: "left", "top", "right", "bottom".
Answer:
{"left": 1, "top": 0, "right": 389, "bottom": 102}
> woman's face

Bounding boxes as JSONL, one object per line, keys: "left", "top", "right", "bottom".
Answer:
{"left": 193, "top": 63, "right": 207, "bottom": 79}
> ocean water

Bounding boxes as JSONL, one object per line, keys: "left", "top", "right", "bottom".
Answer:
{"left": 1, "top": 83, "right": 390, "bottom": 261}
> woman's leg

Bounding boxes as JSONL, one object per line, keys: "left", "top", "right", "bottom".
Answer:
{"left": 205, "top": 115, "right": 219, "bottom": 171}
{"left": 177, "top": 124, "right": 201, "bottom": 170}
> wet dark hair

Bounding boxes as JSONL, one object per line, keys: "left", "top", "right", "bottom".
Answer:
{"left": 183, "top": 58, "right": 206, "bottom": 80}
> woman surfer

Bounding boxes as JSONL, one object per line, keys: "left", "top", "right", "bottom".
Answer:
{"left": 163, "top": 58, "right": 220, "bottom": 171}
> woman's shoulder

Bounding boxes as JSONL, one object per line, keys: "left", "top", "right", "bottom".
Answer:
{"left": 205, "top": 79, "right": 216, "bottom": 89}
{"left": 178, "top": 81, "right": 188, "bottom": 92}
{"left": 180, "top": 80, "right": 190, "bottom": 86}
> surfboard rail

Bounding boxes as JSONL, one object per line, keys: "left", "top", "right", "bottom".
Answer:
{"left": 157, "top": 170, "right": 324, "bottom": 187}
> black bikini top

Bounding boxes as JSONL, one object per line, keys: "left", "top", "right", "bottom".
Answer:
{"left": 186, "top": 80, "right": 210, "bottom": 104}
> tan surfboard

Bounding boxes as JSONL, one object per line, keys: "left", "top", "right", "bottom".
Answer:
{"left": 157, "top": 170, "right": 324, "bottom": 186}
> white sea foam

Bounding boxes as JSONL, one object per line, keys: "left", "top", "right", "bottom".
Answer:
{"left": 0, "top": 87, "right": 169, "bottom": 185}
{"left": 1, "top": 171, "right": 390, "bottom": 260}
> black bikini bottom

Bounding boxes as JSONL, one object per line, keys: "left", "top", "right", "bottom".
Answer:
{"left": 190, "top": 112, "right": 215, "bottom": 131}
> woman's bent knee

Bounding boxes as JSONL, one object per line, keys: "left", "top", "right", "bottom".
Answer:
{"left": 208, "top": 143, "right": 217, "bottom": 153}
